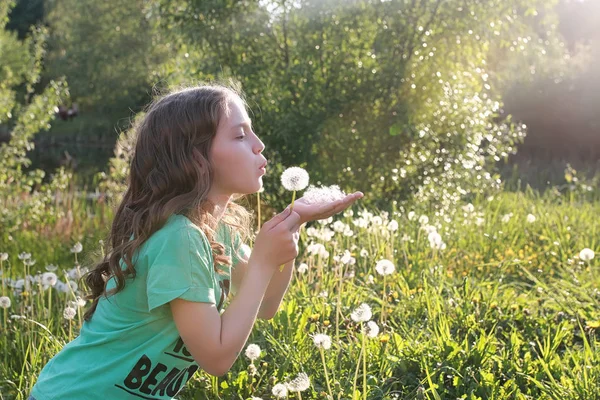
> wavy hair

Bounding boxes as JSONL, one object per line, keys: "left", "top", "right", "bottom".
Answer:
{"left": 83, "top": 82, "right": 255, "bottom": 321}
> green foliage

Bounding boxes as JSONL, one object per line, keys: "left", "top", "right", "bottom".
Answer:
{"left": 143, "top": 0, "right": 566, "bottom": 213}
{"left": 0, "top": 0, "right": 72, "bottom": 251}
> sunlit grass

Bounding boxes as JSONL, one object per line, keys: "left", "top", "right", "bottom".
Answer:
{"left": 1, "top": 179, "right": 599, "bottom": 399}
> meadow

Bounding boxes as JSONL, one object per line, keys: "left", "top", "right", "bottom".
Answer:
{"left": 1, "top": 170, "right": 598, "bottom": 400}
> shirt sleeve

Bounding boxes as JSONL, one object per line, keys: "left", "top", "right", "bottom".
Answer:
{"left": 146, "top": 227, "right": 216, "bottom": 312}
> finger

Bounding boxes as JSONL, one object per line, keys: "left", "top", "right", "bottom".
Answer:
{"left": 264, "top": 206, "right": 292, "bottom": 230}
{"left": 281, "top": 210, "right": 302, "bottom": 232}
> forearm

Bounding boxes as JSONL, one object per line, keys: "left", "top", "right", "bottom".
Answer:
{"left": 259, "top": 258, "right": 295, "bottom": 319}
{"left": 218, "top": 260, "right": 273, "bottom": 372}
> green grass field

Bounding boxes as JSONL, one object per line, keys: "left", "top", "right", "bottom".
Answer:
{"left": 0, "top": 182, "right": 598, "bottom": 400}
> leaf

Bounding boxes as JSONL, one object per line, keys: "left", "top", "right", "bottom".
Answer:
{"left": 389, "top": 123, "right": 402, "bottom": 137}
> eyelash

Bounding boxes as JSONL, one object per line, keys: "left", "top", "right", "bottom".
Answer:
{"left": 237, "top": 135, "right": 246, "bottom": 140}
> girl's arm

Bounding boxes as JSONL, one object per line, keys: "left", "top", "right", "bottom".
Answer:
{"left": 171, "top": 258, "right": 275, "bottom": 377}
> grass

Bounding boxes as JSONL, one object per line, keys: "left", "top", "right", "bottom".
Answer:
{"left": 0, "top": 177, "right": 599, "bottom": 400}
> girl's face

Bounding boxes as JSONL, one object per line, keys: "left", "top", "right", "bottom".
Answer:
{"left": 209, "top": 95, "right": 267, "bottom": 197}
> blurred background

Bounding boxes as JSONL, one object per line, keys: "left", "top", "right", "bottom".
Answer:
{"left": 2, "top": 0, "right": 599, "bottom": 211}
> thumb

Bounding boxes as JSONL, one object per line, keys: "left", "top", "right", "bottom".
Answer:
{"left": 262, "top": 206, "right": 292, "bottom": 230}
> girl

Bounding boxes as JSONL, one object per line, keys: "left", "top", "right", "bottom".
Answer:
{"left": 29, "top": 82, "right": 363, "bottom": 400}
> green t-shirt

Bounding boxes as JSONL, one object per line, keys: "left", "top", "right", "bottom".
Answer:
{"left": 31, "top": 214, "right": 250, "bottom": 400}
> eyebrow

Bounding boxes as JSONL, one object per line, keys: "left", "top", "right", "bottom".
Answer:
{"left": 231, "top": 120, "right": 253, "bottom": 131}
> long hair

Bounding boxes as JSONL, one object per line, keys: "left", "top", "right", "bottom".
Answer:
{"left": 83, "top": 82, "right": 255, "bottom": 321}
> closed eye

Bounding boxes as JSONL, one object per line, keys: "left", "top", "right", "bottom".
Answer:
{"left": 236, "top": 135, "right": 246, "bottom": 140}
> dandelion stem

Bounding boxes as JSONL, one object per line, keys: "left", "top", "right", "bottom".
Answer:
{"left": 351, "top": 340, "right": 364, "bottom": 400}
{"left": 380, "top": 275, "right": 386, "bottom": 325}
{"left": 362, "top": 328, "right": 367, "bottom": 400}
{"left": 319, "top": 347, "right": 333, "bottom": 400}
{"left": 279, "top": 190, "right": 298, "bottom": 272}
{"left": 257, "top": 191, "right": 261, "bottom": 231}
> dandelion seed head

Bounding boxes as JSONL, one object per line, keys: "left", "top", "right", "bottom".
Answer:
{"left": 63, "top": 306, "right": 76, "bottom": 320}
{"left": 351, "top": 303, "right": 372, "bottom": 322}
{"left": 366, "top": 320, "right": 380, "bottom": 338}
{"left": 71, "top": 242, "right": 83, "bottom": 254}
{"left": 287, "top": 372, "right": 310, "bottom": 392}
{"left": 297, "top": 263, "right": 309, "bottom": 273}
{"left": 41, "top": 272, "right": 58, "bottom": 287}
{"left": 312, "top": 333, "right": 332, "bottom": 350}
{"left": 375, "top": 259, "right": 395, "bottom": 276}
{"left": 281, "top": 167, "right": 310, "bottom": 191}
{"left": 245, "top": 343, "right": 261, "bottom": 361}
{"left": 579, "top": 248, "right": 595, "bottom": 261}
{"left": 18, "top": 252, "right": 31, "bottom": 260}
{"left": 0, "top": 296, "right": 11, "bottom": 309}
{"left": 0, "top": 253, "right": 8, "bottom": 261}
{"left": 272, "top": 383, "right": 288, "bottom": 398}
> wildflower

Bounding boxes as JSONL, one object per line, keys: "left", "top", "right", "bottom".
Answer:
{"left": 0, "top": 253, "right": 8, "bottom": 261}
{"left": 71, "top": 242, "right": 83, "bottom": 254}
{"left": 245, "top": 344, "right": 261, "bottom": 361}
{"left": 526, "top": 214, "right": 536, "bottom": 223}
{"left": 69, "top": 297, "right": 87, "bottom": 308}
{"left": 418, "top": 215, "right": 429, "bottom": 225}
{"left": 360, "top": 249, "right": 369, "bottom": 258}
{"left": 351, "top": 303, "right": 372, "bottom": 323}
{"left": 45, "top": 264, "right": 58, "bottom": 272}
{"left": 63, "top": 306, "right": 76, "bottom": 320}
{"left": 272, "top": 383, "right": 288, "bottom": 398}
{"left": 41, "top": 272, "right": 58, "bottom": 287}
{"left": 387, "top": 220, "right": 399, "bottom": 232}
{"left": 18, "top": 252, "right": 31, "bottom": 260}
{"left": 281, "top": 167, "right": 309, "bottom": 191}
{"left": 365, "top": 320, "right": 379, "bottom": 338}
{"left": 0, "top": 296, "right": 11, "bottom": 309}
{"left": 428, "top": 231, "right": 446, "bottom": 250}
{"left": 366, "top": 274, "right": 374, "bottom": 284}
{"left": 407, "top": 211, "right": 415, "bottom": 220}
{"left": 312, "top": 333, "right": 332, "bottom": 350}
{"left": 501, "top": 213, "right": 513, "bottom": 223}
{"left": 375, "top": 259, "right": 395, "bottom": 276}
{"left": 579, "top": 248, "right": 595, "bottom": 262}
{"left": 287, "top": 372, "right": 310, "bottom": 392}
{"left": 340, "top": 250, "right": 355, "bottom": 265}
{"left": 297, "top": 263, "right": 308, "bottom": 274}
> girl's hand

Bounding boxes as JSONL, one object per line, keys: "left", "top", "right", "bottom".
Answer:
{"left": 290, "top": 191, "right": 364, "bottom": 225}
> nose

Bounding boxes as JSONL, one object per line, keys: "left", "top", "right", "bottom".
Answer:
{"left": 254, "top": 136, "right": 265, "bottom": 154}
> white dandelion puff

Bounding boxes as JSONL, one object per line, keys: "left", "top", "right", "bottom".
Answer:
{"left": 71, "top": 242, "right": 83, "bottom": 254}
{"left": 375, "top": 259, "right": 395, "bottom": 276}
{"left": 0, "top": 253, "right": 8, "bottom": 261}
{"left": 18, "top": 252, "right": 31, "bottom": 260}
{"left": 0, "top": 296, "right": 11, "bottom": 309}
{"left": 351, "top": 303, "right": 372, "bottom": 323}
{"left": 281, "top": 167, "right": 310, "bottom": 191}
{"left": 245, "top": 344, "right": 261, "bottom": 361}
{"left": 579, "top": 248, "right": 595, "bottom": 262}
{"left": 287, "top": 372, "right": 310, "bottom": 392}
{"left": 312, "top": 333, "right": 332, "bottom": 350}
{"left": 63, "top": 306, "right": 76, "bottom": 320}
{"left": 365, "top": 320, "right": 380, "bottom": 338}
{"left": 45, "top": 264, "right": 58, "bottom": 272}
{"left": 41, "top": 272, "right": 58, "bottom": 287}
{"left": 297, "top": 263, "right": 309, "bottom": 273}
{"left": 272, "top": 383, "right": 288, "bottom": 398}
{"left": 387, "top": 220, "right": 399, "bottom": 232}
{"left": 526, "top": 214, "right": 536, "bottom": 223}
{"left": 302, "top": 184, "right": 346, "bottom": 204}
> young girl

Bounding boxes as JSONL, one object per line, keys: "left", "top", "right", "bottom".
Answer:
{"left": 29, "top": 83, "right": 363, "bottom": 400}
